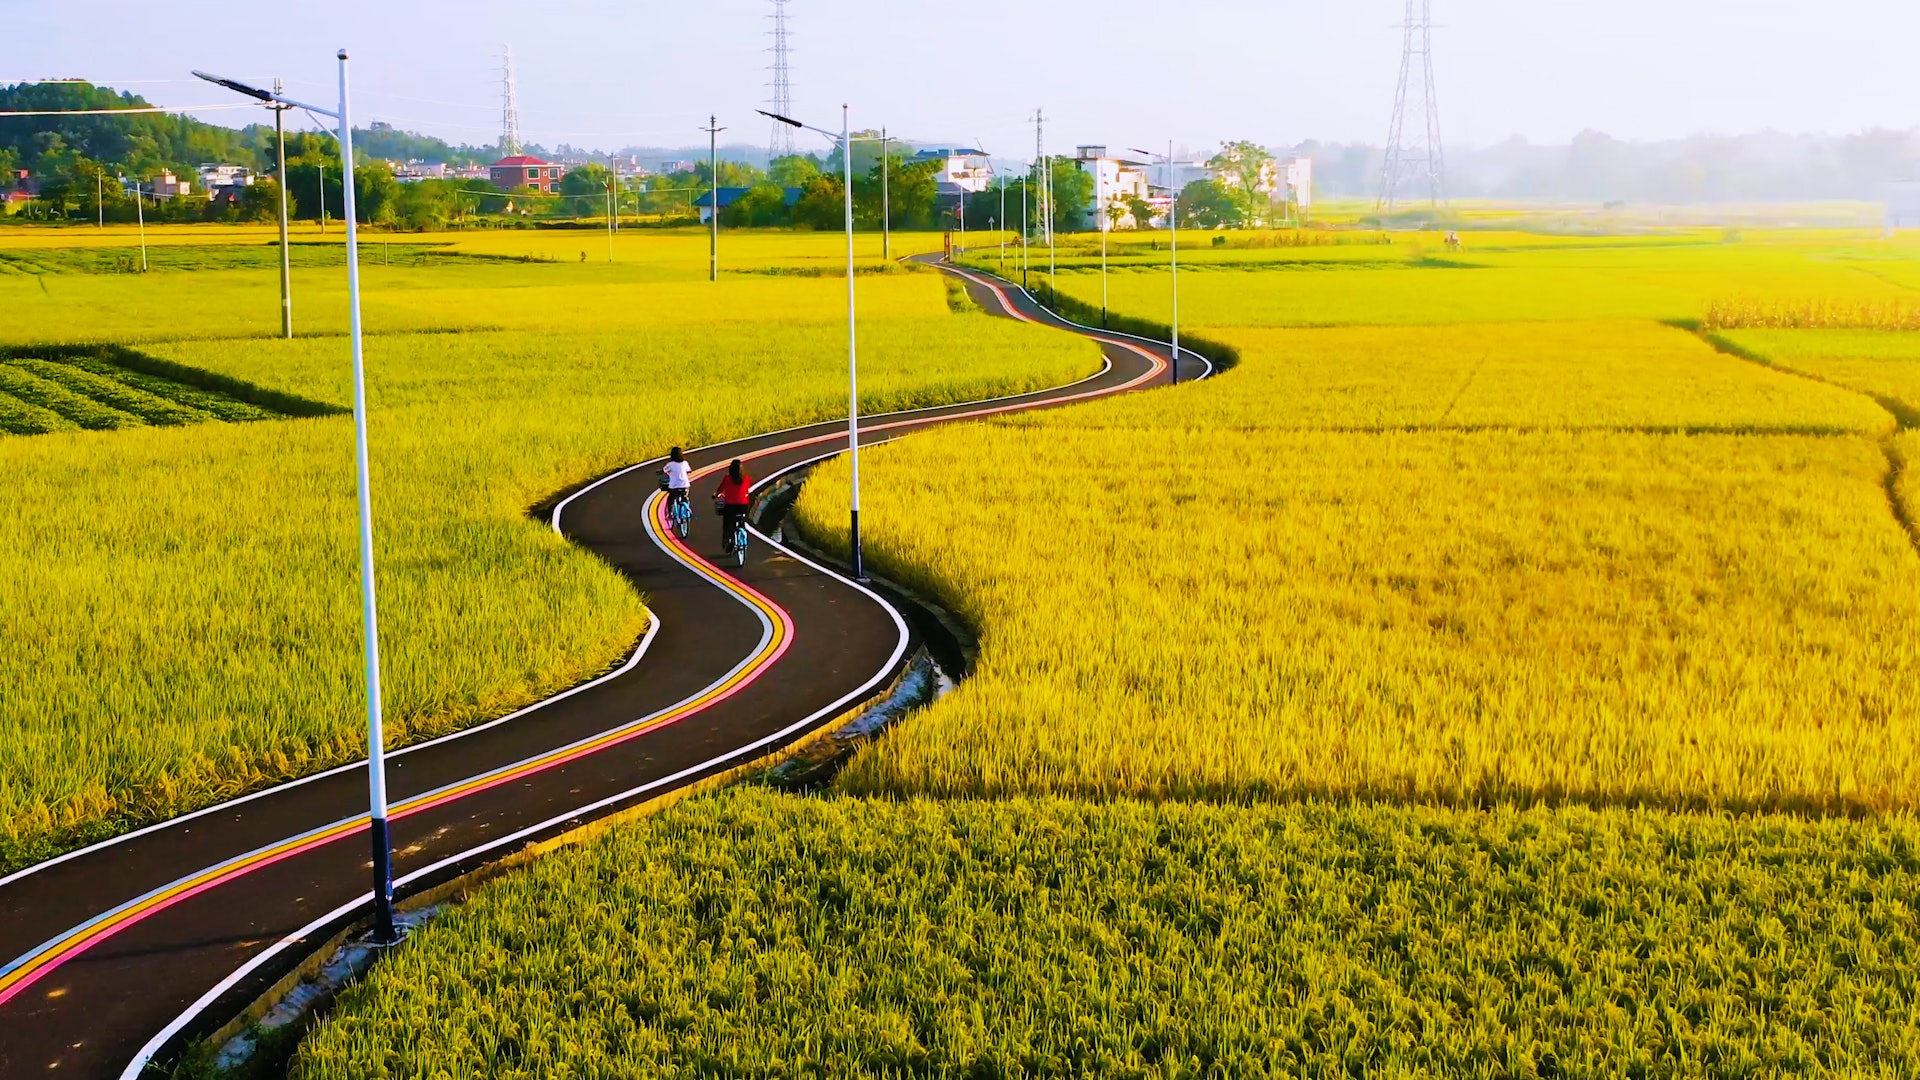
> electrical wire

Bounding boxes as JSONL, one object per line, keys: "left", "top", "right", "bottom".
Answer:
{"left": 0, "top": 103, "right": 262, "bottom": 117}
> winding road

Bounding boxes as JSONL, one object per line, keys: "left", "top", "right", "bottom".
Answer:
{"left": 0, "top": 259, "right": 1204, "bottom": 1078}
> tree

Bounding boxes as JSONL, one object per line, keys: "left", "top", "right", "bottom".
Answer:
{"left": 1175, "top": 178, "right": 1237, "bottom": 228}
{"left": 1046, "top": 156, "right": 1094, "bottom": 233}
{"left": 559, "top": 163, "right": 615, "bottom": 216}
{"left": 1126, "top": 193, "right": 1156, "bottom": 229}
{"left": 1205, "top": 140, "right": 1275, "bottom": 227}
{"left": 768, "top": 154, "right": 822, "bottom": 187}
{"left": 791, "top": 175, "right": 846, "bottom": 230}
{"left": 236, "top": 177, "right": 282, "bottom": 224}
{"left": 722, "top": 183, "right": 794, "bottom": 227}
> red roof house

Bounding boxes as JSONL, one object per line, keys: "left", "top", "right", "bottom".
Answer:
{"left": 490, "top": 154, "right": 567, "bottom": 193}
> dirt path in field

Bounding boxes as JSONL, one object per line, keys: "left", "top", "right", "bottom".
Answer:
{"left": 0, "top": 257, "right": 1202, "bottom": 1079}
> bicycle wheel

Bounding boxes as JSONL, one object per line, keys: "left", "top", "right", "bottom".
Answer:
{"left": 733, "top": 530, "right": 748, "bottom": 568}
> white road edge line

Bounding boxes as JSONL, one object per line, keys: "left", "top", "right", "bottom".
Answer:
{"left": 120, "top": 484, "right": 912, "bottom": 1080}
{"left": 940, "top": 260, "right": 1217, "bottom": 380}
{"left": 114, "top": 264, "right": 1162, "bottom": 1077}
{"left": 2, "top": 354, "right": 1113, "bottom": 890}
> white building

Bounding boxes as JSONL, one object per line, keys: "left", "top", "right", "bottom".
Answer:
{"left": 914, "top": 147, "right": 995, "bottom": 194}
{"left": 128, "top": 170, "right": 192, "bottom": 199}
{"left": 196, "top": 163, "right": 252, "bottom": 190}
{"left": 1074, "top": 145, "right": 1152, "bottom": 229}
{"left": 390, "top": 160, "right": 450, "bottom": 183}
{"left": 1279, "top": 157, "right": 1312, "bottom": 218}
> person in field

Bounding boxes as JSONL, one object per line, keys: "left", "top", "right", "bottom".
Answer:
{"left": 715, "top": 459, "right": 753, "bottom": 555}
{"left": 660, "top": 446, "right": 692, "bottom": 517}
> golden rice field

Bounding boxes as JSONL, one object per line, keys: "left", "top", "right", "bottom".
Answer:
{"left": 801, "top": 236, "right": 1920, "bottom": 812}
{"left": 296, "top": 790, "right": 1920, "bottom": 1080}
{"left": 296, "top": 226, "right": 1920, "bottom": 1077}
{"left": 0, "top": 231, "right": 1101, "bottom": 871}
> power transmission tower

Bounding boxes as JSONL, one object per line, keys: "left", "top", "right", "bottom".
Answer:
{"left": 1378, "top": 0, "right": 1444, "bottom": 211}
{"left": 500, "top": 44, "right": 522, "bottom": 156}
{"left": 767, "top": 0, "right": 795, "bottom": 160}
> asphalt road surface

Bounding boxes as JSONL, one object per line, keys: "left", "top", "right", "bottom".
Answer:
{"left": 0, "top": 258, "right": 1202, "bottom": 1078}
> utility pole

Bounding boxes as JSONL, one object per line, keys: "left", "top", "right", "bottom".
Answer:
{"left": 606, "top": 181, "right": 615, "bottom": 262}
{"left": 318, "top": 162, "right": 327, "bottom": 235}
{"left": 96, "top": 172, "right": 102, "bottom": 228}
{"left": 1031, "top": 109, "right": 1046, "bottom": 246}
{"left": 999, "top": 181, "right": 1006, "bottom": 273}
{"left": 1020, "top": 174, "right": 1028, "bottom": 289}
{"left": 273, "top": 78, "right": 292, "bottom": 338}
{"left": 881, "top": 126, "right": 890, "bottom": 261}
{"left": 703, "top": 115, "right": 726, "bottom": 282}
{"left": 134, "top": 182, "right": 147, "bottom": 271}
{"left": 1101, "top": 199, "right": 1108, "bottom": 328}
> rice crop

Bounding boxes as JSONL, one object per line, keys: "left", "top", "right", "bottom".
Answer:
{"left": 1705, "top": 298, "right": 1920, "bottom": 331}
{"left": 286, "top": 230, "right": 1920, "bottom": 1077}
{"left": 801, "top": 425, "right": 1920, "bottom": 813}
{"left": 294, "top": 789, "right": 1920, "bottom": 1080}
{"left": 1714, "top": 328, "right": 1920, "bottom": 423}
{"left": 1009, "top": 240, "right": 1918, "bottom": 328}
{"left": 0, "top": 256, "right": 1101, "bottom": 871}
{"left": 996, "top": 320, "right": 1891, "bottom": 434}
{"left": 792, "top": 248, "right": 1919, "bottom": 811}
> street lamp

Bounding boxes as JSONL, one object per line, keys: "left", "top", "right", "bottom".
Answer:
{"left": 196, "top": 54, "right": 399, "bottom": 946}
{"left": 759, "top": 105, "right": 870, "bottom": 581}
{"left": 1131, "top": 143, "right": 1197, "bottom": 386}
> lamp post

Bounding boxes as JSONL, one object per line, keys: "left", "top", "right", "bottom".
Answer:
{"left": 1132, "top": 144, "right": 1195, "bottom": 386}
{"left": 197, "top": 54, "right": 398, "bottom": 946}
{"left": 271, "top": 81, "right": 292, "bottom": 337}
{"left": 880, "top": 126, "right": 891, "bottom": 261}
{"left": 759, "top": 105, "right": 873, "bottom": 580}
{"left": 999, "top": 181, "right": 1006, "bottom": 272}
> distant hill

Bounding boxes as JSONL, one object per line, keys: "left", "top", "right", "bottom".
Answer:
{"left": 0, "top": 81, "right": 500, "bottom": 184}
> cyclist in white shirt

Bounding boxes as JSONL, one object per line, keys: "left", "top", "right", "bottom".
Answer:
{"left": 660, "top": 447, "right": 692, "bottom": 519}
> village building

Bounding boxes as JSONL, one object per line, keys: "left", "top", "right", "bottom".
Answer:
{"left": 490, "top": 154, "right": 567, "bottom": 193}
{"left": 1074, "top": 146, "right": 1153, "bottom": 229}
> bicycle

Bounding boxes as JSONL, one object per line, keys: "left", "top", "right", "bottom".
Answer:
{"left": 715, "top": 496, "right": 749, "bottom": 568}
{"left": 657, "top": 477, "right": 693, "bottom": 539}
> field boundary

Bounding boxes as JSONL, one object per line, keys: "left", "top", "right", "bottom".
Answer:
{"left": 1684, "top": 321, "right": 1920, "bottom": 554}
{"left": 0, "top": 343, "right": 346, "bottom": 420}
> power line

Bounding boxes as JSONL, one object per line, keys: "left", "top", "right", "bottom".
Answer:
{"left": 0, "top": 103, "right": 261, "bottom": 117}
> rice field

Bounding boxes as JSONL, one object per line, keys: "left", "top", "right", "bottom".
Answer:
{"left": 294, "top": 789, "right": 1920, "bottom": 1080}
{"left": 0, "top": 236, "right": 1101, "bottom": 872}
{"left": 791, "top": 243, "right": 1920, "bottom": 811}
{"left": 16, "top": 220, "right": 1920, "bottom": 1075}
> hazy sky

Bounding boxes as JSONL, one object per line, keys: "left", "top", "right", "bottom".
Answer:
{"left": 4, "top": 0, "right": 1915, "bottom": 156}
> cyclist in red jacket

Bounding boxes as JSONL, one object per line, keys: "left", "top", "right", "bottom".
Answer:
{"left": 714, "top": 459, "right": 752, "bottom": 555}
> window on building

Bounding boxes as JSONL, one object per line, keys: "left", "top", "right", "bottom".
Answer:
{"left": 528, "top": 167, "right": 538, "bottom": 180}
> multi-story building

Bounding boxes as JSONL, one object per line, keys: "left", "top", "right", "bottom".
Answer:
{"left": 490, "top": 154, "right": 567, "bottom": 193}
{"left": 914, "top": 146, "right": 995, "bottom": 195}
{"left": 196, "top": 163, "right": 252, "bottom": 190}
{"left": 1074, "top": 146, "right": 1152, "bottom": 229}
